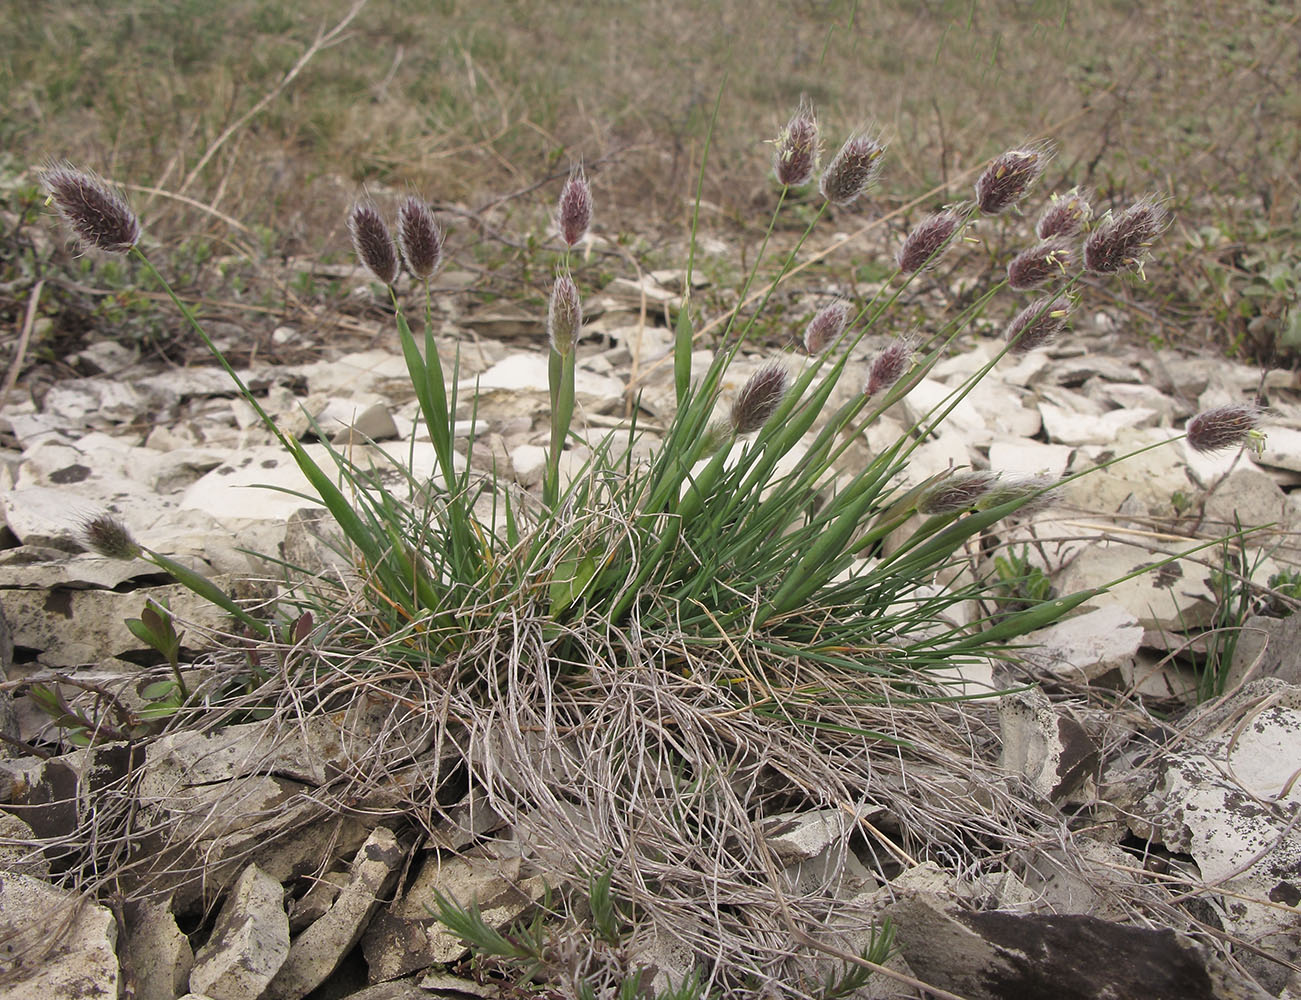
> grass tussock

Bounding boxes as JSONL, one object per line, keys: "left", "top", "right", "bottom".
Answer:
{"left": 24, "top": 73, "right": 1275, "bottom": 992}
{"left": 8, "top": 5, "right": 1297, "bottom": 993}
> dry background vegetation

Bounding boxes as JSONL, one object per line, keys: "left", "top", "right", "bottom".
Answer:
{"left": 1, "top": 0, "right": 1298, "bottom": 366}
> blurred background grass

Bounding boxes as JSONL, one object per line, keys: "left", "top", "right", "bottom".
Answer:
{"left": 1, "top": 0, "right": 1298, "bottom": 366}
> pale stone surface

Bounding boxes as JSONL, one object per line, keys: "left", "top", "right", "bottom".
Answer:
{"left": 902, "top": 377, "right": 990, "bottom": 440}
{"left": 0, "top": 873, "right": 119, "bottom": 1000}
{"left": 1253, "top": 424, "right": 1301, "bottom": 474}
{"left": 1019, "top": 603, "right": 1144, "bottom": 682}
{"left": 0, "top": 812, "right": 48, "bottom": 878}
{"left": 1054, "top": 540, "right": 1216, "bottom": 632}
{"left": 510, "top": 443, "right": 547, "bottom": 485}
{"left": 1040, "top": 400, "right": 1159, "bottom": 445}
{"left": 1125, "top": 680, "right": 1301, "bottom": 993}
{"left": 1090, "top": 380, "right": 1181, "bottom": 425}
{"left": 1, "top": 582, "right": 234, "bottom": 668}
{"left": 124, "top": 897, "right": 194, "bottom": 1000}
{"left": 180, "top": 442, "right": 462, "bottom": 522}
{"left": 299, "top": 349, "right": 415, "bottom": 396}
{"left": 189, "top": 864, "right": 289, "bottom": 1000}
{"left": 987, "top": 439, "right": 1074, "bottom": 478}
{"left": 287, "top": 871, "right": 348, "bottom": 934}
{"left": 998, "top": 688, "right": 1098, "bottom": 800}
{"left": 0, "top": 548, "right": 155, "bottom": 590}
{"left": 1229, "top": 614, "right": 1301, "bottom": 687}
{"left": 466, "top": 353, "right": 624, "bottom": 407}
{"left": 761, "top": 805, "right": 881, "bottom": 863}
{"left": 264, "top": 826, "right": 402, "bottom": 1000}
{"left": 69, "top": 339, "right": 140, "bottom": 374}
{"left": 1202, "top": 465, "right": 1292, "bottom": 532}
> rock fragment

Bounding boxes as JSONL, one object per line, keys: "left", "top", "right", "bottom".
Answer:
{"left": 264, "top": 826, "right": 402, "bottom": 1000}
{"left": 0, "top": 873, "right": 120, "bottom": 1000}
{"left": 998, "top": 688, "right": 1098, "bottom": 800}
{"left": 888, "top": 894, "right": 1266, "bottom": 1000}
{"left": 123, "top": 897, "right": 194, "bottom": 1000}
{"left": 189, "top": 863, "right": 289, "bottom": 999}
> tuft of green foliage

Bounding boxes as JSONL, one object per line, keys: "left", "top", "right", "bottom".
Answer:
{"left": 992, "top": 545, "right": 1055, "bottom": 619}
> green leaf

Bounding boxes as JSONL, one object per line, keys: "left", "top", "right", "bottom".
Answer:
{"left": 1278, "top": 308, "right": 1301, "bottom": 350}
{"left": 137, "top": 699, "right": 182, "bottom": 721}
{"left": 673, "top": 304, "right": 694, "bottom": 405}
{"left": 28, "top": 684, "right": 62, "bottom": 716}
{"left": 550, "top": 552, "right": 598, "bottom": 615}
{"left": 125, "top": 617, "right": 161, "bottom": 650}
{"left": 140, "top": 680, "right": 180, "bottom": 701}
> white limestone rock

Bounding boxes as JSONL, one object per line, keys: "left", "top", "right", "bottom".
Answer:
{"left": 362, "top": 851, "right": 546, "bottom": 981}
{"left": 1125, "top": 680, "right": 1301, "bottom": 993}
{"left": 761, "top": 805, "right": 882, "bottom": 863}
{"left": 299, "top": 349, "right": 412, "bottom": 396}
{"left": 1254, "top": 425, "right": 1301, "bottom": 475}
{"left": 998, "top": 687, "right": 1099, "bottom": 800}
{"left": 124, "top": 897, "right": 195, "bottom": 1000}
{"left": 461, "top": 353, "right": 625, "bottom": 420}
{"left": 1053, "top": 538, "right": 1216, "bottom": 633}
{"left": 1064, "top": 429, "right": 1190, "bottom": 516}
{"left": 1019, "top": 603, "right": 1144, "bottom": 683}
{"left": 189, "top": 864, "right": 289, "bottom": 1000}
{"left": 1040, "top": 399, "right": 1159, "bottom": 446}
{"left": 1202, "top": 466, "right": 1292, "bottom": 534}
{"left": 510, "top": 443, "right": 547, "bottom": 485}
{"left": 264, "top": 826, "right": 402, "bottom": 1000}
{"left": 180, "top": 442, "right": 462, "bottom": 522}
{"left": 1, "top": 582, "right": 234, "bottom": 668}
{"left": 0, "top": 873, "right": 119, "bottom": 1000}
{"left": 0, "top": 812, "right": 48, "bottom": 878}
{"left": 987, "top": 440, "right": 1074, "bottom": 479}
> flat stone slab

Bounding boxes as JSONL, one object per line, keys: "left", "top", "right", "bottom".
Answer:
{"left": 0, "top": 873, "right": 119, "bottom": 999}
{"left": 264, "top": 826, "right": 402, "bottom": 1000}
{"left": 189, "top": 863, "right": 289, "bottom": 1000}
{"left": 1126, "top": 680, "right": 1301, "bottom": 993}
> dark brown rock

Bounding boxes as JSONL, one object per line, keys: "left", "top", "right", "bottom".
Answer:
{"left": 889, "top": 894, "right": 1270, "bottom": 1000}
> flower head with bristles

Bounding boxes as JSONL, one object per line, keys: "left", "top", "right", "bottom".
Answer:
{"left": 865, "top": 338, "right": 915, "bottom": 398}
{"left": 731, "top": 363, "right": 789, "bottom": 434}
{"left": 918, "top": 471, "right": 999, "bottom": 515}
{"left": 803, "top": 300, "right": 851, "bottom": 356}
{"left": 1005, "top": 295, "right": 1074, "bottom": 354}
{"left": 1084, "top": 195, "right": 1171, "bottom": 277}
{"left": 975, "top": 143, "right": 1053, "bottom": 215}
{"left": 1007, "top": 238, "right": 1073, "bottom": 290}
{"left": 819, "top": 131, "right": 886, "bottom": 206}
{"left": 349, "top": 202, "right": 399, "bottom": 286}
{"left": 548, "top": 272, "right": 582, "bottom": 355}
{"left": 397, "top": 196, "right": 444, "bottom": 281}
{"left": 897, "top": 207, "right": 967, "bottom": 274}
{"left": 40, "top": 163, "right": 141, "bottom": 254}
{"left": 557, "top": 166, "right": 593, "bottom": 248}
{"left": 977, "top": 474, "right": 1061, "bottom": 515}
{"left": 774, "top": 98, "right": 819, "bottom": 188}
{"left": 82, "top": 513, "right": 143, "bottom": 561}
{"left": 1036, "top": 187, "right": 1092, "bottom": 239}
{"left": 1186, "top": 403, "right": 1265, "bottom": 454}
